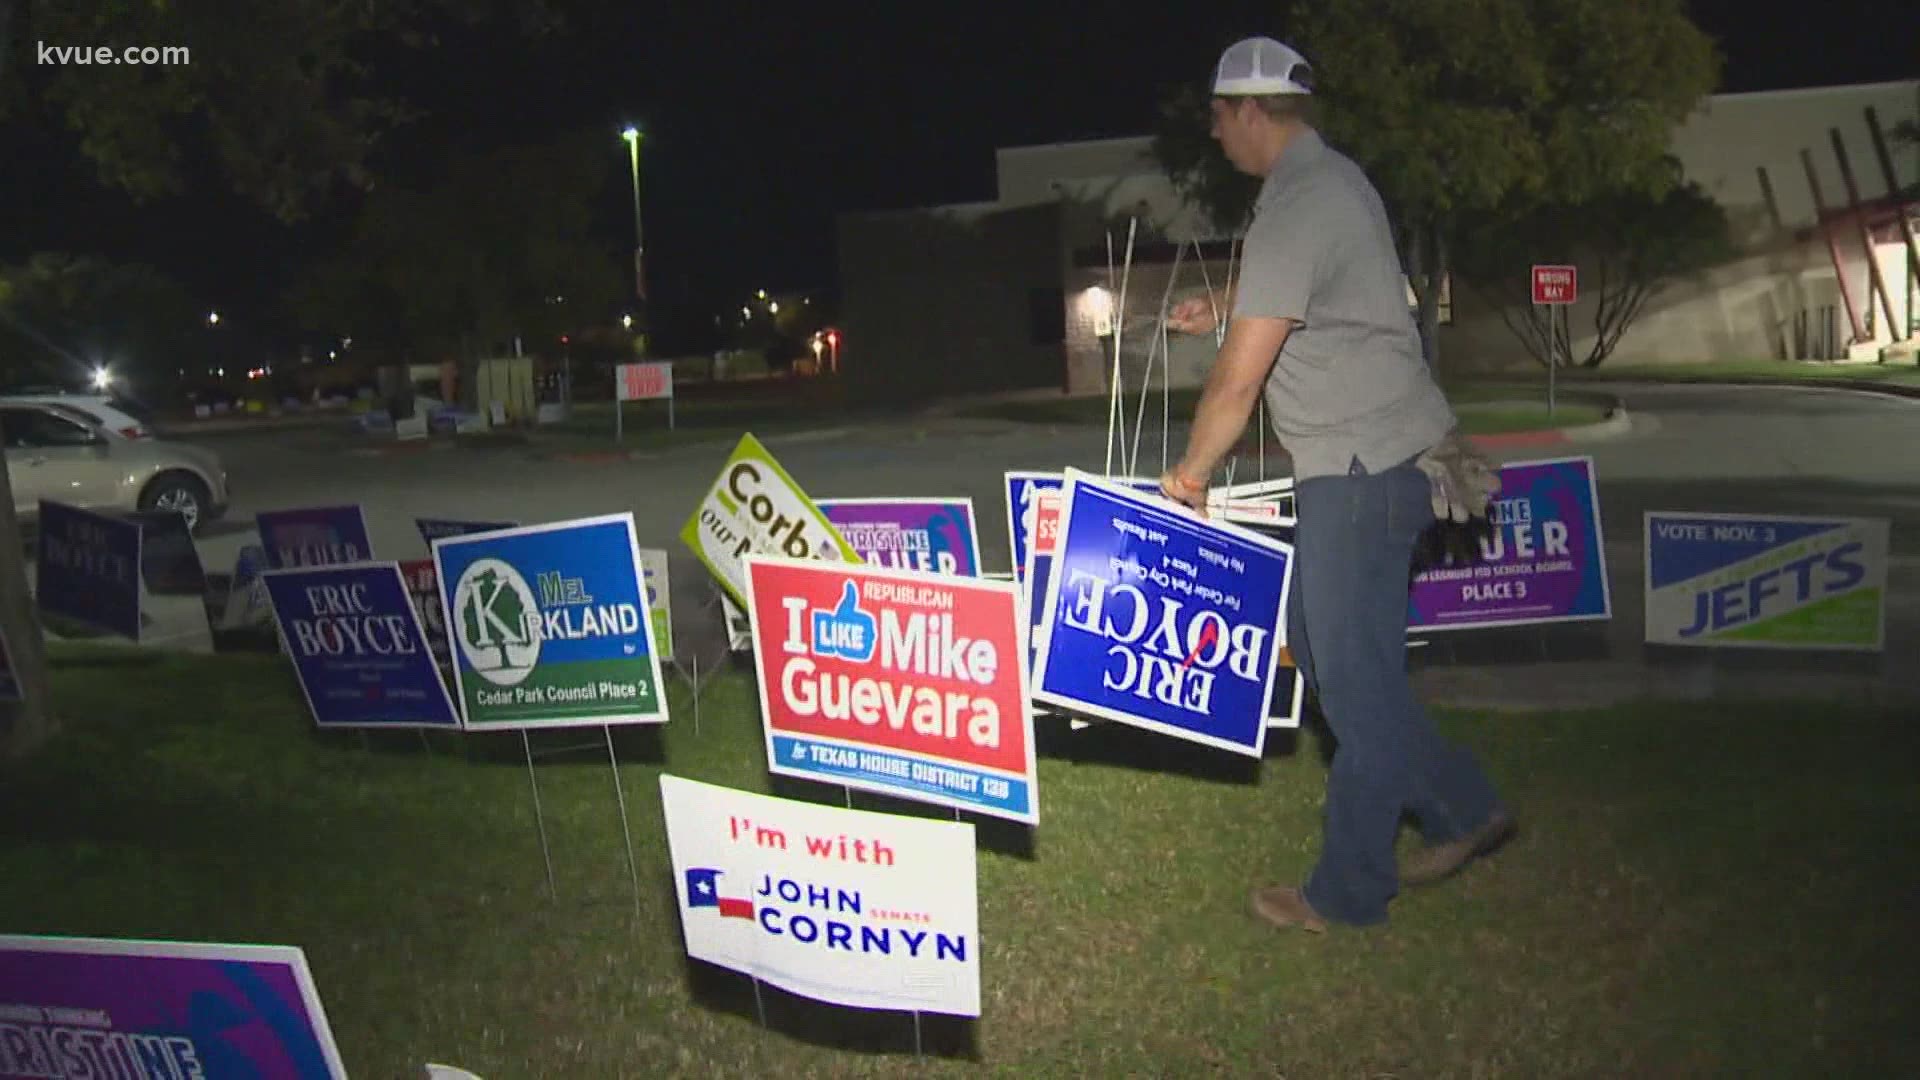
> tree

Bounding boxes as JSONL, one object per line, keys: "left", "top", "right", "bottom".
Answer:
{"left": 0, "top": 0, "right": 559, "bottom": 223}
{"left": 1148, "top": 0, "right": 1720, "bottom": 373}
{"left": 0, "top": 254, "right": 199, "bottom": 387}
{"left": 289, "top": 131, "right": 624, "bottom": 361}
{"left": 0, "top": 1, "right": 557, "bottom": 758}
{"left": 1454, "top": 179, "right": 1733, "bottom": 368}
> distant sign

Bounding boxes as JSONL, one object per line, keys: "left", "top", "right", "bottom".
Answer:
{"left": 1031, "top": 471, "right": 1292, "bottom": 758}
{"left": 1407, "top": 456, "right": 1610, "bottom": 631}
{"left": 1003, "top": 471, "right": 1158, "bottom": 583}
{"left": 128, "top": 510, "right": 207, "bottom": 597}
{"left": 819, "top": 498, "right": 983, "bottom": 577}
{"left": 659, "top": 774, "right": 981, "bottom": 1017}
{"left": 638, "top": 547, "right": 674, "bottom": 658}
{"left": 433, "top": 513, "right": 668, "bottom": 730}
{"left": 1644, "top": 511, "right": 1888, "bottom": 651}
{"left": 0, "top": 622, "right": 19, "bottom": 702}
{"left": 400, "top": 559, "right": 450, "bottom": 665}
{"left": 681, "top": 433, "right": 861, "bottom": 611}
{"left": 746, "top": 555, "right": 1037, "bottom": 823}
{"left": 417, "top": 518, "right": 517, "bottom": 547}
{"left": 257, "top": 506, "right": 373, "bottom": 570}
{"left": 1531, "top": 264, "right": 1577, "bottom": 305}
{"left": 35, "top": 500, "right": 142, "bottom": 640}
{"left": 616, "top": 361, "right": 674, "bottom": 402}
{"left": 0, "top": 934, "right": 347, "bottom": 1079}
{"left": 263, "top": 562, "right": 460, "bottom": 729}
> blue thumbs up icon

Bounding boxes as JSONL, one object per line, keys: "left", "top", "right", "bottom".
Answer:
{"left": 811, "top": 580, "right": 876, "bottom": 662}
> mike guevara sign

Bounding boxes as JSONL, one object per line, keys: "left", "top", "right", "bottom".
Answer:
{"left": 431, "top": 513, "right": 668, "bottom": 729}
{"left": 1031, "top": 470, "right": 1292, "bottom": 758}
{"left": 681, "top": 433, "right": 861, "bottom": 610}
{"left": 744, "top": 554, "right": 1038, "bottom": 823}
{"left": 659, "top": 774, "right": 981, "bottom": 1017}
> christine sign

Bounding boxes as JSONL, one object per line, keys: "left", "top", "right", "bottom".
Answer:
{"left": 1644, "top": 511, "right": 1888, "bottom": 651}
{"left": 681, "top": 433, "right": 861, "bottom": 610}
{"left": 1031, "top": 470, "right": 1291, "bottom": 758}
{"left": 819, "top": 498, "right": 984, "bottom": 577}
{"left": 1408, "top": 456, "right": 1611, "bottom": 631}
{"left": 745, "top": 555, "right": 1037, "bottom": 823}
{"left": 0, "top": 935, "right": 347, "bottom": 1079}
{"left": 263, "top": 562, "right": 460, "bottom": 729}
{"left": 256, "top": 506, "right": 373, "bottom": 570}
{"left": 659, "top": 775, "right": 980, "bottom": 1017}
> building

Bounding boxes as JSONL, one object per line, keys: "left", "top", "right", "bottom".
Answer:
{"left": 835, "top": 79, "right": 1919, "bottom": 400}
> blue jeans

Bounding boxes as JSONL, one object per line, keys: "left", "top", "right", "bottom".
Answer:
{"left": 1290, "top": 456, "right": 1504, "bottom": 926}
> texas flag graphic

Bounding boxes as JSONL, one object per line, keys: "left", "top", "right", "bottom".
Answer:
{"left": 685, "top": 867, "right": 755, "bottom": 919}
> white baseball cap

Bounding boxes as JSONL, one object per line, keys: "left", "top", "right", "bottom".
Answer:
{"left": 1212, "top": 37, "right": 1314, "bottom": 96}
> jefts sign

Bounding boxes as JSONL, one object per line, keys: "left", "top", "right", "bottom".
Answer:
{"left": 257, "top": 506, "right": 373, "bottom": 570}
{"left": 0, "top": 934, "right": 348, "bottom": 1079}
{"left": 659, "top": 774, "right": 980, "bottom": 1017}
{"left": 818, "top": 498, "right": 984, "bottom": 577}
{"left": 682, "top": 433, "right": 861, "bottom": 611}
{"left": 1644, "top": 511, "right": 1888, "bottom": 651}
{"left": 744, "top": 555, "right": 1037, "bottom": 823}
{"left": 1407, "top": 456, "right": 1611, "bottom": 631}
{"left": 1031, "top": 470, "right": 1291, "bottom": 758}
{"left": 262, "top": 563, "right": 459, "bottom": 729}
{"left": 433, "top": 513, "right": 668, "bottom": 730}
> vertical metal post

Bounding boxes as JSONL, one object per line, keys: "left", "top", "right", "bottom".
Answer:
{"left": 913, "top": 1010, "right": 924, "bottom": 1062}
{"left": 1864, "top": 107, "right": 1920, "bottom": 319}
{"left": 752, "top": 976, "right": 767, "bottom": 1028}
{"left": 1804, "top": 148, "right": 1868, "bottom": 346}
{"left": 615, "top": 394, "right": 623, "bottom": 443}
{"left": 522, "top": 729, "right": 557, "bottom": 900}
{"left": 605, "top": 725, "right": 642, "bottom": 917}
{"left": 1832, "top": 128, "right": 1899, "bottom": 338}
{"left": 691, "top": 651, "right": 701, "bottom": 735}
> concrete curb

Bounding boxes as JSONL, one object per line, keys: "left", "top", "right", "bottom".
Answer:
{"left": 534, "top": 424, "right": 862, "bottom": 464}
{"left": 1460, "top": 394, "right": 1632, "bottom": 449}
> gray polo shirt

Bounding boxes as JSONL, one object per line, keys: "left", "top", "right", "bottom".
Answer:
{"left": 1230, "top": 128, "right": 1455, "bottom": 480}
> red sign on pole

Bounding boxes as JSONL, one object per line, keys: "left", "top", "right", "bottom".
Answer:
{"left": 616, "top": 361, "right": 674, "bottom": 402}
{"left": 1531, "top": 265, "right": 1578, "bottom": 305}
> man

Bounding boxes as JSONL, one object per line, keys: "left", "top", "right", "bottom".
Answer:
{"left": 1159, "top": 37, "right": 1513, "bottom": 932}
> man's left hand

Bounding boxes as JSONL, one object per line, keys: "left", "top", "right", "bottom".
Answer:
{"left": 1160, "top": 467, "right": 1209, "bottom": 515}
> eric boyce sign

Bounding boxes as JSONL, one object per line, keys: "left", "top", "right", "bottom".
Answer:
{"left": 263, "top": 562, "right": 459, "bottom": 730}
{"left": 745, "top": 555, "right": 1037, "bottom": 823}
{"left": 1645, "top": 511, "right": 1888, "bottom": 651}
{"left": 818, "top": 498, "right": 984, "bottom": 577}
{"left": 433, "top": 513, "right": 668, "bottom": 729}
{"left": 35, "top": 500, "right": 142, "bottom": 640}
{"left": 682, "top": 433, "right": 860, "bottom": 610}
{"left": 1031, "top": 471, "right": 1291, "bottom": 758}
{"left": 659, "top": 775, "right": 981, "bottom": 1017}
{"left": 1408, "top": 456, "right": 1610, "bottom": 631}
{"left": 0, "top": 934, "right": 347, "bottom": 1079}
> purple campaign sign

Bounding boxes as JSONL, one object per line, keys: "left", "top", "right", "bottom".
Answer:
{"left": 257, "top": 506, "right": 373, "bottom": 570}
{"left": 0, "top": 935, "right": 346, "bottom": 1079}
{"left": 818, "top": 498, "right": 983, "bottom": 577}
{"left": 1407, "top": 456, "right": 1611, "bottom": 631}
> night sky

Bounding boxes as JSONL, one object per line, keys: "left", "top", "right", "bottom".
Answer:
{"left": 3, "top": 0, "right": 1916, "bottom": 356}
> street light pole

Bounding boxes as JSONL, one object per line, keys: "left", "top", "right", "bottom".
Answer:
{"left": 621, "top": 126, "right": 647, "bottom": 359}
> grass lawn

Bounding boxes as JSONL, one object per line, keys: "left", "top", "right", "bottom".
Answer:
{"left": 1486, "top": 359, "right": 1920, "bottom": 388}
{"left": 955, "top": 385, "right": 1610, "bottom": 435}
{"left": 4, "top": 648, "right": 1916, "bottom": 1075}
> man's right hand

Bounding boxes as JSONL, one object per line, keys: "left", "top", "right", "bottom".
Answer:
{"left": 1166, "top": 297, "right": 1219, "bottom": 336}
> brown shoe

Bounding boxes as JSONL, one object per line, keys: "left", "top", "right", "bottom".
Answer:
{"left": 1400, "top": 811, "right": 1516, "bottom": 887}
{"left": 1249, "top": 885, "right": 1328, "bottom": 933}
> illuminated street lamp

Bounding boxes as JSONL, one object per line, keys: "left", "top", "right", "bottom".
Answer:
{"left": 622, "top": 314, "right": 634, "bottom": 330}
{"left": 621, "top": 125, "right": 647, "bottom": 356}
{"left": 206, "top": 311, "right": 220, "bottom": 326}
